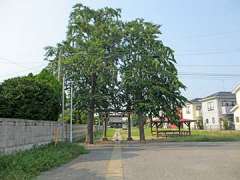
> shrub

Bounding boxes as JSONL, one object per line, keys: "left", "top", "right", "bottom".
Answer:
{"left": 223, "top": 119, "right": 229, "bottom": 130}
{"left": 197, "top": 118, "right": 204, "bottom": 130}
{"left": 0, "top": 71, "right": 61, "bottom": 121}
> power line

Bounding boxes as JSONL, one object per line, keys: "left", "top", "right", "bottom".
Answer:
{"left": 0, "top": 57, "right": 46, "bottom": 64}
{"left": 0, "top": 64, "right": 46, "bottom": 80}
{"left": 176, "top": 49, "right": 240, "bottom": 56}
{"left": 177, "top": 64, "right": 240, "bottom": 67}
{"left": 179, "top": 76, "right": 239, "bottom": 80}
{"left": 173, "top": 29, "right": 240, "bottom": 39}
{"left": 0, "top": 56, "right": 31, "bottom": 69}
{"left": 0, "top": 60, "right": 44, "bottom": 65}
{"left": 1, "top": 47, "right": 240, "bottom": 67}
{"left": 179, "top": 72, "right": 240, "bottom": 77}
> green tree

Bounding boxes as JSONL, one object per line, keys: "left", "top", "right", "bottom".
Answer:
{"left": 45, "top": 4, "right": 123, "bottom": 144}
{"left": 121, "top": 19, "right": 186, "bottom": 142}
{"left": 0, "top": 73, "right": 61, "bottom": 121}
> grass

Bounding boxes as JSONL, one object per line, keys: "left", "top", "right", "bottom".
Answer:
{"left": 169, "top": 130, "right": 240, "bottom": 142}
{"left": 120, "top": 127, "right": 240, "bottom": 142}
{"left": 106, "top": 128, "right": 116, "bottom": 139}
{"left": 76, "top": 130, "right": 105, "bottom": 143}
{"left": 0, "top": 142, "right": 88, "bottom": 180}
{"left": 120, "top": 127, "right": 152, "bottom": 140}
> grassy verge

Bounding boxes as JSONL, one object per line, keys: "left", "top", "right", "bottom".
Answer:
{"left": 120, "top": 127, "right": 240, "bottom": 142}
{"left": 0, "top": 143, "right": 88, "bottom": 180}
{"left": 169, "top": 130, "right": 240, "bottom": 142}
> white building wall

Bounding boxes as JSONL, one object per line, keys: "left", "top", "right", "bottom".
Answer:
{"left": 236, "top": 90, "right": 240, "bottom": 105}
{"left": 202, "top": 99, "right": 221, "bottom": 130}
{"left": 182, "top": 104, "right": 194, "bottom": 120}
{"left": 233, "top": 108, "right": 240, "bottom": 130}
{"left": 234, "top": 90, "right": 240, "bottom": 130}
{"left": 182, "top": 103, "right": 201, "bottom": 129}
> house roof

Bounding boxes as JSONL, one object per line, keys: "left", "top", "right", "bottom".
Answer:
{"left": 185, "top": 98, "right": 202, "bottom": 105}
{"left": 190, "top": 98, "right": 202, "bottom": 103}
{"left": 202, "top": 91, "right": 235, "bottom": 101}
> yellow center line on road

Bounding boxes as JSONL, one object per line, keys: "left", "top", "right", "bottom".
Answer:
{"left": 105, "top": 143, "right": 123, "bottom": 180}
{"left": 105, "top": 129, "right": 123, "bottom": 179}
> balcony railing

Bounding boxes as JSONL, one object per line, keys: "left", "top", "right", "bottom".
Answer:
{"left": 221, "top": 106, "right": 234, "bottom": 115}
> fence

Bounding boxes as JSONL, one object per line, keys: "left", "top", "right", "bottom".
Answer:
{"left": 0, "top": 118, "right": 95, "bottom": 154}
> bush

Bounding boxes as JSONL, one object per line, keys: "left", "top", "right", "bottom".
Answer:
{"left": 0, "top": 70, "right": 61, "bottom": 121}
{"left": 0, "top": 143, "right": 87, "bottom": 180}
{"left": 197, "top": 118, "right": 204, "bottom": 130}
{"left": 223, "top": 119, "right": 229, "bottom": 130}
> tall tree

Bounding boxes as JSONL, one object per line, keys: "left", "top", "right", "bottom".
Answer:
{"left": 45, "top": 4, "right": 123, "bottom": 144}
{"left": 121, "top": 19, "right": 186, "bottom": 142}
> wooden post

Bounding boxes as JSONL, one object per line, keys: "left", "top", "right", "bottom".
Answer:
{"left": 156, "top": 122, "right": 159, "bottom": 137}
{"left": 178, "top": 122, "right": 181, "bottom": 136}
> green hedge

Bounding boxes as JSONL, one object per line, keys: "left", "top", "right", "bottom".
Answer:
{"left": 0, "top": 70, "right": 61, "bottom": 121}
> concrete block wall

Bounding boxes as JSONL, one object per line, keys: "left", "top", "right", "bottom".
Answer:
{"left": 0, "top": 118, "right": 90, "bottom": 154}
{"left": 65, "top": 124, "right": 87, "bottom": 142}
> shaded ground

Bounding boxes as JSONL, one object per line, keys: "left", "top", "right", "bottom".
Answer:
{"left": 38, "top": 141, "right": 240, "bottom": 180}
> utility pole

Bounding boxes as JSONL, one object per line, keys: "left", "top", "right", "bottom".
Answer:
{"left": 70, "top": 83, "right": 73, "bottom": 143}
{"left": 58, "top": 49, "right": 65, "bottom": 123}
{"left": 57, "top": 49, "right": 62, "bottom": 81}
{"left": 62, "top": 75, "right": 65, "bottom": 121}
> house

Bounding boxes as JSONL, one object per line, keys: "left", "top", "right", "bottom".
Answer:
{"left": 231, "top": 84, "right": 240, "bottom": 130}
{"left": 182, "top": 98, "right": 202, "bottom": 129}
{"left": 108, "top": 112, "right": 124, "bottom": 128}
{"left": 201, "top": 92, "right": 236, "bottom": 130}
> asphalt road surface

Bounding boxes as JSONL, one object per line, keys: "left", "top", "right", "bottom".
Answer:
{"left": 38, "top": 142, "right": 240, "bottom": 180}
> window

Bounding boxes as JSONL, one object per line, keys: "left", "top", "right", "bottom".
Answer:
{"left": 207, "top": 102, "right": 214, "bottom": 111}
{"left": 196, "top": 106, "right": 201, "bottom": 110}
{"left": 236, "top": 117, "right": 240, "bottom": 123}
{"left": 222, "top": 101, "right": 235, "bottom": 106}
{"left": 212, "top": 117, "right": 215, "bottom": 124}
{"left": 186, "top": 106, "right": 191, "bottom": 114}
{"left": 206, "top": 119, "right": 209, "bottom": 124}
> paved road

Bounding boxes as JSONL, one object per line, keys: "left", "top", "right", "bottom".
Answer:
{"left": 38, "top": 142, "right": 240, "bottom": 180}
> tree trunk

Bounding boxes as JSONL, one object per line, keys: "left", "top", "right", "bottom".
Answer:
{"left": 86, "top": 73, "right": 96, "bottom": 144}
{"left": 102, "top": 113, "right": 108, "bottom": 141}
{"left": 150, "top": 114, "right": 153, "bottom": 135}
{"left": 138, "top": 112, "right": 145, "bottom": 142}
{"left": 127, "top": 112, "right": 133, "bottom": 141}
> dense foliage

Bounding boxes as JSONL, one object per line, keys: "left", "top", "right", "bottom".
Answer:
{"left": 45, "top": 4, "right": 123, "bottom": 143}
{"left": 120, "top": 19, "right": 187, "bottom": 141}
{"left": 0, "top": 71, "right": 61, "bottom": 121}
{"left": 45, "top": 3, "right": 187, "bottom": 143}
{"left": 0, "top": 143, "right": 87, "bottom": 180}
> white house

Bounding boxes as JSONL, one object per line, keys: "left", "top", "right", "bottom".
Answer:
{"left": 182, "top": 98, "right": 202, "bottom": 129}
{"left": 201, "top": 92, "right": 236, "bottom": 130}
{"left": 231, "top": 84, "right": 240, "bottom": 130}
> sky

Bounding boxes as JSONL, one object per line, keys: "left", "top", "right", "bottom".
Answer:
{"left": 0, "top": 0, "right": 240, "bottom": 99}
